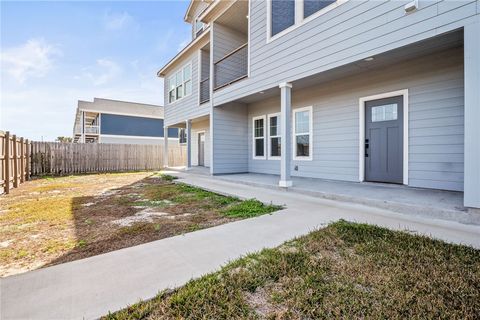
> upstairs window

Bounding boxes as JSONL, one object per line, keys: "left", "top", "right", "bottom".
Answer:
{"left": 304, "top": 0, "right": 336, "bottom": 18}
{"left": 194, "top": 19, "right": 204, "bottom": 38}
{"left": 168, "top": 63, "right": 192, "bottom": 104}
{"left": 271, "top": 0, "right": 295, "bottom": 36}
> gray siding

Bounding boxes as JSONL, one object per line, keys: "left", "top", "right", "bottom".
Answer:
{"left": 247, "top": 48, "right": 464, "bottom": 191}
{"left": 214, "top": 0, "right": 478, "bottom": 106}
{"left": 212, "top": 102, "right": 249, "bottom": 174}
{"left": 163, "top": 51, "right": 210, "bottom": 126}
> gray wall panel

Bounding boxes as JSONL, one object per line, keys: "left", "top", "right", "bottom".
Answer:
{"left": 245, "top": 48, "right": 464, "bottom": 191}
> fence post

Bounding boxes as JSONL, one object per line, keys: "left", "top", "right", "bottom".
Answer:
{"left": 12, "top": 134, "right": 18, "bottom": 188}
{"left": 20, "top": 137, "right": 25, "bottom": 183}
{"left": 25, "top": 139, "right": 30, "bottom": 181}
{"left": 4, "top": 131, "right": 10, "bottom": 194}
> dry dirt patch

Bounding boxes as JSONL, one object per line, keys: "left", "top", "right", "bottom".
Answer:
{"left": 0, "top": 172, "right": 278, "bottom": 277}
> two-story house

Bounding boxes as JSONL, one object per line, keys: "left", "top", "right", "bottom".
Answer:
{"left": 158, "top": 0, "right": 480, "bottom": 210}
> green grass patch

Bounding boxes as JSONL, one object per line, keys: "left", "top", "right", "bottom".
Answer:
{"left": 104, "top": 220, "right": 480, "bottom": 319}
{"left": 222, "top": 199, "right": 282, "bottom": 218}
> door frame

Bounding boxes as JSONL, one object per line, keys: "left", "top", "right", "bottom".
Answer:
{"left": 358, "top": 89, "right": 409, "bottom": 185}
{"left": 197, "top": 130, "right": 206, "bottom": 166}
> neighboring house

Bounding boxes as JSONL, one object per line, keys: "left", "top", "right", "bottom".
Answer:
{"left": 157, "top": 0, "right": 480, "bottom": 210}
{"left": 72, "top": 98, "right": 180, "bottom": 144}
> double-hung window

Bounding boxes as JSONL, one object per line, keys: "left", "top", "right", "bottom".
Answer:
{"left": 253, "top": 115, "right": 266, "bottom": 159}
{"left": 178, "top": 128, "right": 187, "bottom": 144}
{"left": 168, "top": 63, "right": 192, "bottom": 104}
{"left": 304, "top": 0, "right": 336, "bottom": 18}
{"left": 268, "top": 113, "right": 281, "bottom": 159}
{"left": 293, "top": 106, "right": 312, "bottom": 160}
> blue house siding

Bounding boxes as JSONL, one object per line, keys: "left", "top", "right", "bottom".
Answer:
{"left": 100, "top": 114, "right": 178, "bottom": 137}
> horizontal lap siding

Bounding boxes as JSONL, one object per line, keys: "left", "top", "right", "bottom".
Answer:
{"left": 212, "top": 103, "right": 249, "bottom": 174}
{"left": 247, "top": 48, "right": 464, "bottom": 191}
{"left": 213, "top": 0, "right": 477, "bottom": 106}
{"left": 164, "top": 51, "right": 210, "bottom": 126}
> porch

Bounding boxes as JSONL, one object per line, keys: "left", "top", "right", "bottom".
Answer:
{"left": 172, "top": 167, "right": 478, "bottom": 225}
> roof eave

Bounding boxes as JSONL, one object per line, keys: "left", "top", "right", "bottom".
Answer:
{"left": 157, "top": 27, "right": 210, "bottom": 77}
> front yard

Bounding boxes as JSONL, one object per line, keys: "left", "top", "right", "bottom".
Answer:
{"left": 105, "top": 221, "right": 480, "bottom": 319}
{"left": 0, "top": 172, "right": 280, "bottom": 277}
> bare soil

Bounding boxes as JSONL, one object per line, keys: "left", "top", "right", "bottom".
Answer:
{"left": 0, "top": 172, "right": 247, "bottom": 277}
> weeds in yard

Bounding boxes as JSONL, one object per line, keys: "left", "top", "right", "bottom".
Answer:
{"left": 104, "top": 220, "right": 480, "bottom": 319}
{"left": 222, "top": 199, "right": 282, "bottom": 218}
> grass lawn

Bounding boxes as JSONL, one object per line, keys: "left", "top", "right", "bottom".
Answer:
{"left": 105, "top": 221, "right": 480, "bottom": 319}
{"left": 0, "top": 172, "right": 280, "bottom": 277}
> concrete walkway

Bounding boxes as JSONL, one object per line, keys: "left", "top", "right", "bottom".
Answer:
{"left": 2, "top": 172, "right": 480, "bottom": 320}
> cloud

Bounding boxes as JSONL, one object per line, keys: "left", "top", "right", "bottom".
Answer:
{"left": 0, "top": 38, "right": 61, "bottom": 84}
{"left": 79, "top": 58, "right": 122, "bottom": 86}
{"left": 103, "top": 11, "right": 134, "bottom": 30}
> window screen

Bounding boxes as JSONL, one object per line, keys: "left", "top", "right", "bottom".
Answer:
{"left": 304, "top": 0, "right": 336, "bottom": 18}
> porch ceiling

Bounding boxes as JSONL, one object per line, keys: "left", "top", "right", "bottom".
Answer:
{"left": 233, "top": 29, "right": 463, "bottom": 105}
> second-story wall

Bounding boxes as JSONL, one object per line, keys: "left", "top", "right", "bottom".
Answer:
{"left": 163, "top": 42, "right": 210, "bottom": 126}
{"left": 212, "top": 0, "right": 479, "bottom": 106}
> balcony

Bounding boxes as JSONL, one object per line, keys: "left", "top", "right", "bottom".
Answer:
{"left": 200, "top": 77, "right": 210, "bottom": 104}
{"left": 84, "top": 125, "right": 99, "bottom": 134}
{"left": 214, "top": 43, "right": 248, "bottom": 90}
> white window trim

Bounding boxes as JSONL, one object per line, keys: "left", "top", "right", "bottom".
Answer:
{"left": 293, "top": 106, "right": 313, "bottom": 161}
{"left": 267, "top": 113, "right": 281, "bottom": 160}
{"left": 167, "top": 61, "right": 193, "bottom": 105}
{"left": 266, "top": 0, "right": 348, "bottom": 44}
{"left": 252, "top": 115, "right": 267, "bottom": 160}
{"left": 358, "top": 89, "right": 409, "bottom": 185}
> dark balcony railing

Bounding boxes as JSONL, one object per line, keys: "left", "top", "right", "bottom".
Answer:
{"left": 200, "top": 77, "right": 210, "bottom": 104}
{"left": 214, "top": 43, "right": 248, "bottom": 90}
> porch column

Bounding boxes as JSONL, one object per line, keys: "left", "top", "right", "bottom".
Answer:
{"left": 464, "top": 22, "right": 480, "bottom": 208}
{"left": 186, "top": 119, "right": 192, "bottom": 170}
{"left": 279, "top": 82, "right": 293, "bottom": 187}
{"left": 163, "top": 126, "right": 169, "bottom": 168}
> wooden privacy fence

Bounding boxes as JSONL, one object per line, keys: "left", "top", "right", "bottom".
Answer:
{"left": 30, "top": 142, "right": 187, "bottom": 176}
{"left": 1, "top": 131, "right": 30, "bottom": 194}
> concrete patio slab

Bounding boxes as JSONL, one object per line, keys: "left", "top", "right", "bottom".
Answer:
{"left": 182, "top": 168, "right": 477, "bottom": 225}
{"left": 1, "top": 171, "right": 479, "bottom": 320}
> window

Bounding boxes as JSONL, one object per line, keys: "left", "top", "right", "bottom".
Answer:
{"left": 293, "top": 106, "right": 312, "bottom": 160}
{"left": 253, "top": 116, "right": 266, "bottom": 159}
{"left": 268, "top": 114, "right": 281, "bottom": 159}
{"left": 304, "top": 0, "right": 336, "bottom": 18}
{"left": 372, "top": 104, "right": 398, "bottom": 122}
{"left": 168, "top": 63, "right": 192, "bottom": 104}
{"left": 271, "top": 0, "right": 295, "bottom": 36}
{"left": 178, "top": 128, "right": 187, "bottom": 144}
{"left": 269, "top": 0, "right": 342, "bottom": 40}
{"left": 194, "top": 19, "right": 204, "bottom": 38}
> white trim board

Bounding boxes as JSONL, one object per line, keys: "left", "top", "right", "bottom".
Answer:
{"left": 358, "top": 89, "right": 409, "bottom": 185}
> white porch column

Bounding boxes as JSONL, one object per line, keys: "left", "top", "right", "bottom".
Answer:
{"left": 464, "top": 22, "right": 480, "bottom": 208}
{"left": 279, "top": 82, "right": 293, "bottom": 187}
{"left": 186, "top": 119, "right": 192, "bottom": 170}
{"left": 163, "top": 126, "right": 169, "bottom": 168}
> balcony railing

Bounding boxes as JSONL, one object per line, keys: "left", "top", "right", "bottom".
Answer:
{"left": 214, "top": 43, "right": 248, "bottom": 90}
{"left": 84, "top": 125, "right": 99, "bottom": 134}
{"left": 200, "top": 78, "right": 210, "bottom": 104}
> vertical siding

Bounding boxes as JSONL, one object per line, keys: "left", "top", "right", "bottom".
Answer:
{"left": 212, "top": 102, "right": 249, "bottom": 174}
{"left": 246, "top": 47, "right": 464, "bottom": 191}
{"left": 213, "top": 0, "right": 478, "bottom": 106}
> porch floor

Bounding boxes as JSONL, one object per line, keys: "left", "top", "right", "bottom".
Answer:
{"left": 176, "top": 167, "right": 478, "bottom": 225}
